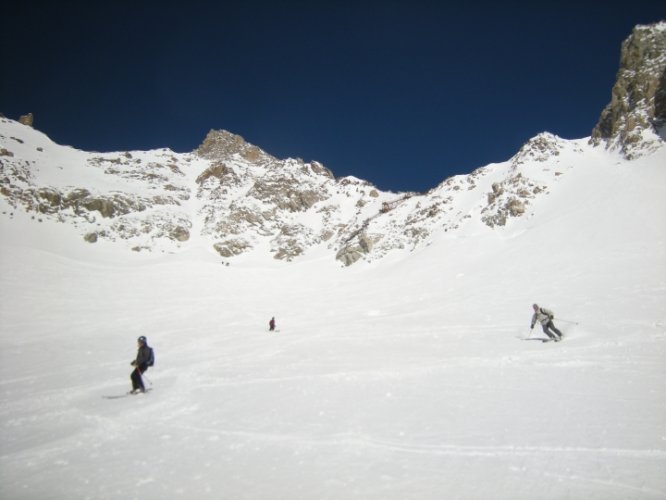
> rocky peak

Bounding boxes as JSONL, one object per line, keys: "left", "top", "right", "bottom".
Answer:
{"left": 590, "top": 22, "right": 666, "bottom": 158}
{"left": 195, "top": 129, "right": 273, "bottom": 164}
{"left": 18, "top": 113, "right": 34, "bottom": 127}
{"left": 511, "top": 132, "right": 565, "bottom": 165}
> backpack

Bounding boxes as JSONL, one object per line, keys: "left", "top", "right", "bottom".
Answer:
{"left": 540, "top": 308, "right": 554, "bottom": 320}
{"left": 147, "top": 347, "right": 155, "bottom": 367}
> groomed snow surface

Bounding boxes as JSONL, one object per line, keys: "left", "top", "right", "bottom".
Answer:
{"left": 1, "top": 151, "right": 666, "bottom": 499}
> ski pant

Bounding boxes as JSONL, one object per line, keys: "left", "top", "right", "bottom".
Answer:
{"left": 131, "top": 366, "right": 147, "bottom": 391}
{"left": 541, "top": 321, "right": 562, "bottom": 339}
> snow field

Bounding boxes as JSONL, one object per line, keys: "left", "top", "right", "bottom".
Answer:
{"left": 1, "top": 220, "right": 665, "bottom": 499}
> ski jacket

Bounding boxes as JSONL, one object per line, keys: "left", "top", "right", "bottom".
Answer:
{"left": 531, "top": 307, "right": 554, "bottom": 327}
{"left": 134, "top": 344, "right": 152, "bottom": 368}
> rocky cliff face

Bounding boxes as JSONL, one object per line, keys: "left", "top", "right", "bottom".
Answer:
{"left": 591, "top": 22, "right": 666, "bottom": 158}
{"left": 193, "top": 129, "right": 382, "bottom": 262}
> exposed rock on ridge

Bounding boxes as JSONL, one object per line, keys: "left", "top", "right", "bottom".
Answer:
{"left": 591, "top": 21, "right": 666, "bottom": 158}
{"left": 197, "top": 129, "right": 273, "bottom": 165}
{"left": 192, "top": 130, "right": 344, "bottom": 262}
{"left": 19, "top": 113, "right": 34, "bottom": 128}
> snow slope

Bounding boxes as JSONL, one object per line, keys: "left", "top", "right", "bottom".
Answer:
{"left": 1, "top": 142, "right": 665, "bottom": 499}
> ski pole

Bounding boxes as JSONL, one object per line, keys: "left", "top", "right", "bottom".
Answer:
{"left": 142, "top": 370, "right": 153, "bottom": 386}
{"left": 136, "top": 366, "right": 152, "bottom": 386}
{"left": 557, "top": 318, "right": 579, "bottom": 325}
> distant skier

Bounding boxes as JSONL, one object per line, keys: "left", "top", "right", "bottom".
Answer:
{"left": 130, "top": 336, "right": 152, "bottom": 393}
{"left": 530, "top": 304, "right": 563, "bottom": 341}
{"left": 269, "top": 317, "right": 276, "bottom": 332}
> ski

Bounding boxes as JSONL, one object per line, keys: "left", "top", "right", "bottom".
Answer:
{"left": 102, "top": 388, "right": 152, "bottom": 399}
{"left": 102, "top": 393, "right": 131, "bottom": 399}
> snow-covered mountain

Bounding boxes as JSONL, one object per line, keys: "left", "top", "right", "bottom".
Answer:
{"left": 0, "top": 119, "right": 575, "bottom": 265}
{"left": 2, "top": 23, "right": 662, "bottom": 268}
{"left": 0, "top": 21, "right": 665, "bottom": 500}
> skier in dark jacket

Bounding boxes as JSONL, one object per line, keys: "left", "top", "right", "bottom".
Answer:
{"left": 130, "top": 336, "right": 151, "bottom": 393}
{"left": 530, "top": 304, "right": 563, "bottom": 341}
{"left": 269, "top": 317, "right": 276, "bottom": 332}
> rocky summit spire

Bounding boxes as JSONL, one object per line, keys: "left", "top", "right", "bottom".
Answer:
{"left": 590, "top": 22, "right": 666, "bottom": 158}
{"left": 195, "top": 129, "right": 273, "bottom": 164}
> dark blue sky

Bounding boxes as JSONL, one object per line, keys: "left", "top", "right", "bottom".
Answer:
{"left": 2, "top": 1, "right": 664, "bottom": 192}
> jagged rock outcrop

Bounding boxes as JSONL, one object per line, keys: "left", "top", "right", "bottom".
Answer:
{"left": 193, "top": 131, "right": 351, "bottom": 261}
{"left": 336, "top": 232, "right": 377, "bottom": 266}
{"left": 196, "top": 129, "right": 273, "bottom": 165}
{"left": 247, "top": 175, "right": 326, "bottom": 212}
{"left": 591, "top": 22, "right": 666, "bottom": 158}
{"left": 511, "top": 133, "right": 564, "bottom": 165}
{"left": 213, "top": 239, "right": 252, "bottom": 258}
{"left": 18, "top": 113, "right": 33, "bottom": 127}
{"left": 480, "top": 173, "right": 544, "bottom": 228}
{"left": 196, "top": 162, "right": 242, "bottom": 188}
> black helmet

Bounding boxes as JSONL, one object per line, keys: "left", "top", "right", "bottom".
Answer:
{"left": 138, "top": 336, "right": 147, "bottom": 343}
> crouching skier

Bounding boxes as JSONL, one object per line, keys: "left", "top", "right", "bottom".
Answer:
{"left": 530, "top": 304, "right": 563, "bottom": 341}
{"left": 130, "top": 336, "right": 153, "bottom": 393}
